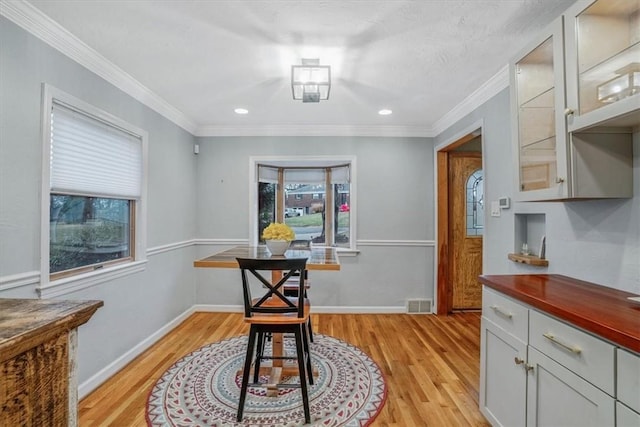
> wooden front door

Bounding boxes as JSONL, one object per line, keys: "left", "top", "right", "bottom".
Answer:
{"left": 449, "top": 153, "right": 483, "bottom": 309}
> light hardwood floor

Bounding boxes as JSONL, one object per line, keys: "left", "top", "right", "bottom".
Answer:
{"left": 79, "top": 312, "right": 490, "bottom": 426}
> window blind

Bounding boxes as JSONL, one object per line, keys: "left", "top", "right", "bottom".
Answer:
{"left": 257, "top": 165, "right": 279, "bottom": 183}
{"left": 284, "top": 168, "right": 325, "bottom": 184}
{"left": 50, "top": 101, "right": 142, "bottom": 199}
{"left": 330, "top": 165, "right": 350, "bottom": 184}
{"left": 258, "top": 164, "right": 350, "bottom": 184}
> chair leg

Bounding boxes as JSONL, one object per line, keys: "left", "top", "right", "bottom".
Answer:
{"left": 295, "top": 325, "right": 311, "bottom": 424}
{"left": 254, "top": 332, "right": 265, "bottom": 383}
{"left": 307, "top": 317, "right": 314, "bottom": 343}
{"left": 237, "top": 325, "right": 258, "bottom": 422}
{"left": 302, "top": 323, "right": 314, "bottom": 385}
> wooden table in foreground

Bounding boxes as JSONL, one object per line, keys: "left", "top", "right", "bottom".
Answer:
{"left": 194, "top": 245, "right": 340, "bottom": 394}
{"left": 0, "top": 298, "right": 103, "bottom": 427}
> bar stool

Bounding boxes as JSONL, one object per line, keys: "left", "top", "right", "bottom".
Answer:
{"left": 236, "top": 257, "right": 313, "bottom": 424}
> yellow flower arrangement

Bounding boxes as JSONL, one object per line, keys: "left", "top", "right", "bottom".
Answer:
{"left": 262, "top": 222, "right": 295, "bottom": 241}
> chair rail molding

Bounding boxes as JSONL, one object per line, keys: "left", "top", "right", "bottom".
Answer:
{"left": 0, "top": 270, "right": 40, "bottom": 292}
{"left": 357, "top": 239, "right": 435, "bottom": 247}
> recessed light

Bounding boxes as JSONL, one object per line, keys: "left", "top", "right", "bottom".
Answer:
{"left": 234, "top": 108, "right": 249, "bottom": 115}
{"left": 378, "top": 109, "right": 392, "bottom": 115}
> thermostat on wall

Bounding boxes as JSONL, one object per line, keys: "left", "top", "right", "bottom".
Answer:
{"left": 498, "top": 197, "right": 510, "bottom": 209}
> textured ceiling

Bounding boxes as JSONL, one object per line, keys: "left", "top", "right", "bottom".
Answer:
{"left": 24, "top": 0, "right": 575, "bottom": 136}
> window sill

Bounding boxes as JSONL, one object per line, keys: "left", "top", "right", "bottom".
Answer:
{"left": 38, "top": 259, "right": 147, "bottom": 298}
{"left": 335, "top": 248, "right": 360, "bottom": 257}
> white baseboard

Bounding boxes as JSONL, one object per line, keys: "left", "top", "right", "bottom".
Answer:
{"left": 78, "top": 305, "right": 197, "bottom": 399}
{"left": 192, "top": 304, "right": 243, "bottom": 312}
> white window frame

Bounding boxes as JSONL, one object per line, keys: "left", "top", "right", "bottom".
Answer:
{"left": 249, "top": 155, "right": 358, "bottom": 254}
{"left": 39, "top": 84, "right": 148, "bottom": 297}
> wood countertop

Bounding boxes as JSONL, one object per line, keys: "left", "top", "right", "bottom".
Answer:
{"left": 0, "top": 298, "right": 103, "bottom": 362}
{"left": 479, "top": 274, "right": 640, "bottom": 353}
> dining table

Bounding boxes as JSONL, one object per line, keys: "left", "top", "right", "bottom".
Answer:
{"left": 194, "top": 244, "right": 340, "bottom": 395}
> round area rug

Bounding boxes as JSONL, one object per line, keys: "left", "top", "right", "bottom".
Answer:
{"left": 146, "top": 334, "right": 387, "bottom": 426}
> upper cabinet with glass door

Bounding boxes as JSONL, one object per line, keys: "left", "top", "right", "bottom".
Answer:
{"left": 511, "top": 17, "right": 569, "bottom": 200}
{"left": 511, "top": 10, "right": 634, "bottom": 201}
{"left": 565, "top": 0, "right": 640, "bottom": 131}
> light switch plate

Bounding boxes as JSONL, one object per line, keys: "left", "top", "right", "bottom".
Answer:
{"left": 491, "top": 201, "right": 501, "bottom": 217}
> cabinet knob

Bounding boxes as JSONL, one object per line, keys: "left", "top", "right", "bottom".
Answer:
{"left": 564, "top": 108, "right": 574, "bottom": 116}
{"left": 514, "top": 357, "right": 525, "bottom": 365}
{"left": 555, "top": 177, "right": 565, "bottom": 184}
{"left": 525, "top": 364, "right": 534, "bottom": 372}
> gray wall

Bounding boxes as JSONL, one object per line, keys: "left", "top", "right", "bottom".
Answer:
{"left": 2, "top": 5, "right": 639, "bottom": 397}
{"left": 194, "top": 136, "right": 436, "bottom": 308}
{"left": 0, "top": 17, "right": 199, "bottom": 384}
{"left": 436, "top": 88, "right": 640, "bottom": 294}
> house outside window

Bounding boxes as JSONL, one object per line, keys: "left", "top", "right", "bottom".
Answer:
{"left": 251, "top": 157, "right": 356, "bottom": 251}
{"left": 41, "top": 85, "right": 147, "bottom": 287}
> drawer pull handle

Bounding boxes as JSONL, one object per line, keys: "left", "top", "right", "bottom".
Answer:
{"left": 490, "top": 305, "right": 513, "bottom": 319}
{"left": 543, "top": 333, "right": 582, "bottom": 354}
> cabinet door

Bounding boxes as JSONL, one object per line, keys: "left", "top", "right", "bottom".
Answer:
{"left": 511, "top": 17, "right": 569, "bottom": 201}
{"left": 480, "top": 317, "right": 527, "bottom": 427}
{"left": 617, "top": 402, "right": 640, "bottom": 427}
{"left": 527, "top": 347, "right": 615, "bottom": 427}
{"left": 564, "top": 0, "right": 640, "bottom": 132}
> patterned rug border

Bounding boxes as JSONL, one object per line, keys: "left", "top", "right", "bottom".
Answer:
{"left": 145, "top": 334, "right": 388, "bottom": 427}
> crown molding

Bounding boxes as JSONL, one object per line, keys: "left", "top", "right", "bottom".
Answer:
{"left": 194, "top": 124, "right": 435, "bottom": 138}
{"left": 2, "top": 0, "right": 507, "bottom": 139}
{"left": 432, "top": 64, "right": 509, "bottom": 136}
{"left": 1, "top": 0, "right": 198, "bottom": 134}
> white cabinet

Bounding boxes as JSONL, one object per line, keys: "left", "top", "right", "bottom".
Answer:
{"left": 480, "top": 287, "right": 637, "bottom": 427}
{"left": 480, "top": 317, "right": 527, "bottom": 427}
{"left": 526, "top": 347, "right": 615, "bottom": 427}
{"left": 510, "top": 17, "right": 568, "bottom": 201}
{"left": 617, "top": 348, "right": 640, "bottom": 415}
{"left": 564, "top": 0, "right": 640, "bottom": 132}
{"left": 510, "top": 0, "right": 636, "bottom": 202}
{"left": 617, "top": 402, "right": 640, "bottom": 427}
{"left": 480, "top": 288, "right": 529, "bottom": 425}
{"left": 529, "top": 309, "right": 615, "bottom": 395}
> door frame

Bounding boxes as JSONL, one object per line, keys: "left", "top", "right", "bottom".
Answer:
{"left": 434, "top": 120, "right": 485, "bottom": 315}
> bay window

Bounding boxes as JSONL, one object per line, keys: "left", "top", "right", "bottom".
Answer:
{"left": 252, "top": 157, "right": 355, "bottom": 251}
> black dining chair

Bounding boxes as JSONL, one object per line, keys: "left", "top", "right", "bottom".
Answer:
{"left": 236, "top": 257, "right": 313, "bottom": 424}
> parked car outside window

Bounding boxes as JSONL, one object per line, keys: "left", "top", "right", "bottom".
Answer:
{"left": 285, "top": 208, "right": 301, "bottom": 217}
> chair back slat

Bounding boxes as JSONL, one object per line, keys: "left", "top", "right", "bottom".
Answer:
{"left": 237, "top": 257, "right": 308, "bottom": 318}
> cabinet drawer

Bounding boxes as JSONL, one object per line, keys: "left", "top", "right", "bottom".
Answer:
{"left": 617, "top": 348, "right": 640, "bottom": 413}
{"left": 529, "top": 310, "right": 615, "bottom": 395}
{"left": 482, "top": 287, "right": 528, "bottom": 342}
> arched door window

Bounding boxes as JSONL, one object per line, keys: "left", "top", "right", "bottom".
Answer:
{"left": 466, "top": 169, "right": 483, "bottom": 236}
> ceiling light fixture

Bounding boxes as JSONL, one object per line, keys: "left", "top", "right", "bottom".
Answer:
{"left": 291, "top": 58, "right": 331, "bottom": 103}
{"left": 378, "top": 109, "right": 393, "bottom": 115}
{"left": 234, "top": 108, "right": 249, "bottom": 114}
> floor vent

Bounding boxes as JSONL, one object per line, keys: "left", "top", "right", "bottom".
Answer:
{"left": 406, "top": 298, "right": 433, "bottom": 314}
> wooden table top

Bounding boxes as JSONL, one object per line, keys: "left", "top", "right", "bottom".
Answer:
{"left": 194, "top": 245, "right": 341, "bottom": 271}
{"left": 0, "top": 298, "right": 103, "bottom": 361}
{"left": 479, "top": 274, "right": 640, "bottom": 353}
